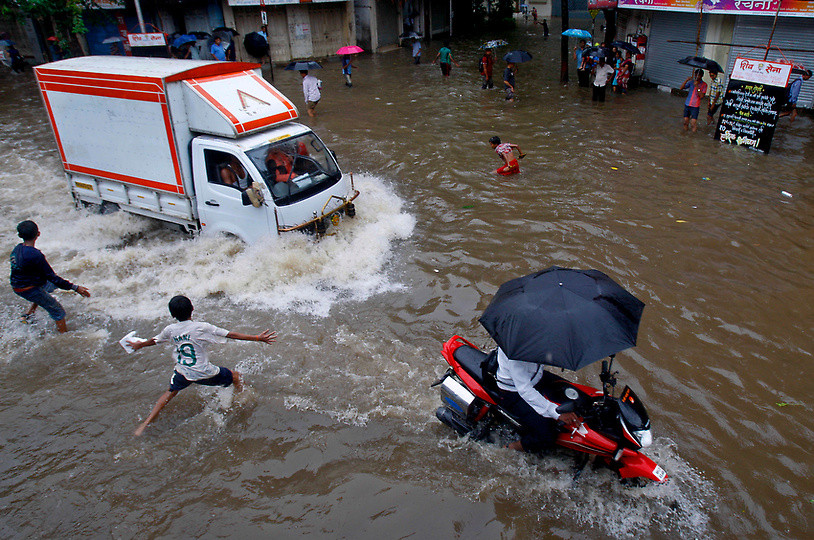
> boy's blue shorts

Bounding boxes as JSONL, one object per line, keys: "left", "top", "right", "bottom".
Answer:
{"left": 14, "top": 281, "right": 66, "bottom": 321}
{"left": 684, "top": 105, "right": 700, "bottom": 119}
{"left": 169, "top": 367, "right": 234, "bottom": 392}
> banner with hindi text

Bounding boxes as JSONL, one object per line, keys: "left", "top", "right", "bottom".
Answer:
{"left": 617, "top": 0, "right": 814, "bottom": 17}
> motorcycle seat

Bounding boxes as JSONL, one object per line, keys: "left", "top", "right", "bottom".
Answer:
{"left": 452, "top": 344, "right": 488, "bottom": 383}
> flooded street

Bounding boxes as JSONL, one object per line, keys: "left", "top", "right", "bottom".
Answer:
{"left": 1, "top": 19, "right": 812, "bottom": 538}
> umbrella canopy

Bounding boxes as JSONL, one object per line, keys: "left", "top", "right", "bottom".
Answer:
{"left": 480, "top": 39, "right": 508, "bottom": 50}
{"left": 244, "top": 32, "right": 269, "bottom": 58}
{"left": 503, "top": 50, "right": 533, "bottom": 63}
{"left": 336, "top": 45, "right": 364, "bottom": 55}
{"left": 678, "top": 56, "right": 723, "bottom": 74}
{"left": 284, "top": 60, "right": 322, "bottom": 71}
{"left": 212, "top": 27, "right": 239, "bottom": 35}
{"left": 479, "top": 266, "right": 645, "bottom": 371}
{"left": 585, "top": 46, "right": 611, "bottom": 60}
{"left": 188, "top": 31, "right": 211, "bottom": 39}
{"left": 562, "top": 29, "right": 592, "bottom": 40}
{"left": 171, "top": 34, "right": 197, "bottom": 48}
{"left": 399, "top": 31, "right": 422, "bottom": 40}
{"left": 610, "top": 41, "right": 639, "bottom": 54}
{"left": 791, "top": 64, "right": 811, "bottom": 76}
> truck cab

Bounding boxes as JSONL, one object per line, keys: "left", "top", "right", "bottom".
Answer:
{"left": 193, "top": 124, "right": 353, "bottom": 243}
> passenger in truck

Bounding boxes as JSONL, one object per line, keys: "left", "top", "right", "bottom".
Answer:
{"left": 218, "top": 155, "right": 250, "bottom": 189}
{"left": 265, "top": 150, "right": 293, "bottom": 183}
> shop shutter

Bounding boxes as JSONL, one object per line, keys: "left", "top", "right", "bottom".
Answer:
{"left": 726, "top": 17, "right": 814, "bottom": 109}
{"left": 643, "top": 12, "right": 708, "bottom": 88}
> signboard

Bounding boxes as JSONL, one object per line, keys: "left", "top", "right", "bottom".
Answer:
{"left": 617, "top": 0, "right": 814, "bottom": 16}
{"left": 588, "top": 0, "right": 618, "bottom": 8}
{"left": 715, "top": 58, "right": 791, "bottom": 154}
{"left": 128, "top": 33, "right": 167, "bottom": 47}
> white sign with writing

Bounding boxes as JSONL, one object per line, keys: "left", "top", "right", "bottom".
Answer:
{"left": 731, "top": 57, "right": 792, "bottom": 87}
{"left": 127, "top": 33, "right": 167, "bottom": 47}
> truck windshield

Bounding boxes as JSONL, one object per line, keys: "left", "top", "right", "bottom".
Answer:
{"left": 245, "top": 132, "right": 341, "bottom": 206}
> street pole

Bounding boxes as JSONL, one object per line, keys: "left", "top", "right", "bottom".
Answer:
{"left": 764, "top": 0, "right": 783, "bottom": 60}
{"left": 560, "top": 0, "right": 569, "bottom": 82}
{"left": 134, "top": 0, "right": 146, "bottom": 33}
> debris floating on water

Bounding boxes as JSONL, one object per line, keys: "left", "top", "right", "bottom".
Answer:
{"left": 781, "top": 191, "right": 793, "bottom": 198}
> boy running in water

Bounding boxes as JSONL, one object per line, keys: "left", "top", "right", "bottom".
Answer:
{"left": 129, "top": 295, "right": 276, "bottom": 436}
{"left": 489, "top": 136, "right": 524, "bottom": 176}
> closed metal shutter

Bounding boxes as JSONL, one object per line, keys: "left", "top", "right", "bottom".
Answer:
{"left": 643, "top": 12, "right": 708, "bottom": 88}
{"left": 725, "top": 17, "right": 814, "bottom": 109}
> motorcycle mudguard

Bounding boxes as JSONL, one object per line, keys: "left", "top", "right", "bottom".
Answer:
{"left": 442, "top": 336, "right": 496, "bottom": 405}
{"left": 617, "top": 449, "right": 669, "bottom": 482}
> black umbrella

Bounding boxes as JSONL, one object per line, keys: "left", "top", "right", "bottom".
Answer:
{"left": 678, "top": 56, "right": 723, "bottom": 74}
{"left": 503, "top": 50, "right": 533, "bottom": 63}
{"left": 187, "top": 31, "right": 211, "bottom": 39}
{"left": 244, "top": 32, "right": 269, "bottom": 58}
{"left": 610, "top": 41, "right": 639, "bottom": 54}
{"left": 791, "top": 65, "right": 811, "bottom": 76}
{"left": 284, "top": 61, "right": 322, "bottom": 71}
{"left": 585, "top": 46, "right": 611, "bottom": 60}
{"left": 478, "top": 266, "right": 645, "bottom": 371}
{"left": 213, "top": 27, "right": 239, "bottom": 35}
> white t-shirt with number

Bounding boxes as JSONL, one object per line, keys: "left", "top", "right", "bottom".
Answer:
{"left": 153, "top": 320, "right": 229, "bottom": 381}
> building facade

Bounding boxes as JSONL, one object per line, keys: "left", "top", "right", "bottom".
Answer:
{"left": 614, "top": 1, "right": 814, "bottom": 108}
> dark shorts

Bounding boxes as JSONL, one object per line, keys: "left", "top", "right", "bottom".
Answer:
{"left": 707, "top": 103, "right": 721, "bottom": 117}
{"left": 684, "top": 105, "right": 700, "bottom": 119}
{"left": 14, "top": 282, "right": 66, "bottom": 321}
{"left": 440, "top": 62, "right": 451, "bottom": 76}
{"left": 169, "top": 366, "right": 234, "bottom": 392}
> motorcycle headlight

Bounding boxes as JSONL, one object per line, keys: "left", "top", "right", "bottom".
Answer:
{"left": 633, "top": 429, "right": 652, "bottom": 448}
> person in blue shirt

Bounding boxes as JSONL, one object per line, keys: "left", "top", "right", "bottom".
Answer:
{"left": 779, "top": 69, "right": 811, "bottom": 122}
{"left": 210, "top": 36, "right": 227, "bottom": 61}
{"left": 10, "top": 221, "right": 90, "bottom": 332}
{"left": 341, "top": 54, "right": 355, "bottom": 87}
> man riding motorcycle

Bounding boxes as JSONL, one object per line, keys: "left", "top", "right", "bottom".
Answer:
{"left": 495, "top": 347, "right": 580, "bottom": 452}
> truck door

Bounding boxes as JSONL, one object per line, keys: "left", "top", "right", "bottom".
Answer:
{"left": 193, "top": 145, "right": 272, "bottom": 243}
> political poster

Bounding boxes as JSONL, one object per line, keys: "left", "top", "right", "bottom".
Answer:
{"left": 715, "top": 58, "right": 792, "bottom": 154}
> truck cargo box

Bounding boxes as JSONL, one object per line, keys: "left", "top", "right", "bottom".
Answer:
{"left": 35, "top": 57, "right": 299, "bottom": 198}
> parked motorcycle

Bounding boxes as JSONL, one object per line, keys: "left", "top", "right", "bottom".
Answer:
{"left": 433, "top": 335, "right": 667, "bottom": 483}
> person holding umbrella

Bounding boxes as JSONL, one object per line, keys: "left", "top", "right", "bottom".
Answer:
{"left": 681, "top": 69, "right": 707, "bottom": 132}
{"left": 300, "top": 70, "right": 321, "bottom": 117}
{"left": 479, "top": 266, "right": 646, "bottom": 453}
{"left": 503, "top": 61, "right": 517, "bottom": 102}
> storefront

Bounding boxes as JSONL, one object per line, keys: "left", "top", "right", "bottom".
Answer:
{"left": 618, "top": 0, "right": 814, "bottom": 108}
{"left": 224, "top": 0, "right": 354, "bottom": 61}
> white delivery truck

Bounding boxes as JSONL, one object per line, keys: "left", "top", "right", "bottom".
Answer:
{"left": 34, "top": 56, "right": 358, "bottom": 243}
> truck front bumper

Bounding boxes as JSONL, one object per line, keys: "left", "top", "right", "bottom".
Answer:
{"left": 275, "top": 189, "right": 360, "bottom": 234}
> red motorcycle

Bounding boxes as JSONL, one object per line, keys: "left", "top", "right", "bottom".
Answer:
{"left": 433, "top": 335, "right": 668, "bottom": 483}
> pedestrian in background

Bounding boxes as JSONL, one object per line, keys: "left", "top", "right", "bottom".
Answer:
{"left": 681, "top": 69, "right": 707, "bottom": 132}
{"left": 341, "top": 54, "right": 356, "bottom": 87}
{"left": 433, "top": 41, "right": 460, "bottom": 77}
{"left": 300, "top": 69, "right": 321, "bottom": 117}
{"left": 210, "top": 36, "right": 226, "bottom": 61}
{"left": 10, "top": 220, "right": 91, "bottom": 333}
{"left": 706, "top": 69, "right": 725, "bottom": 125}
{"left": 778, "top": 69, "right": 811, "bottom": 122}
{"left": 575, "top": 40, "right": 589, "bottom": 87}
{"left": 503, "top": 61, "right": 517, "bottom": 102}
{"left": 412, "top": 38, "right": 422, "bottom": 64}
{"left": 479, "top": 47, "right": 495, "bottom": 89}
{"left": 591, "top": 56, "right": 615, "bottom": 102}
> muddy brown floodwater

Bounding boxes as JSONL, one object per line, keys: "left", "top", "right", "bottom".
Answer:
{"left": 1, "top": 18, "right": 812, "bottom": 539}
